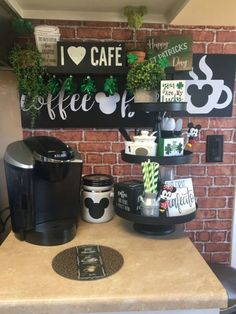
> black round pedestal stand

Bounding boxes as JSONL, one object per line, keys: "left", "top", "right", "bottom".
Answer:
{"left": 133, "top": 223, "right": 175, "bottom": 236}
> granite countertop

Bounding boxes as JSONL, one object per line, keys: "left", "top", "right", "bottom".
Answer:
{"left": 0, "top": 217, "right": 227, "bottom": 314}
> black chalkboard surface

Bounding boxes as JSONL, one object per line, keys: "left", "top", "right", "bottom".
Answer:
{"left": 21, "top": 54, "right": 236, "bottom": 129}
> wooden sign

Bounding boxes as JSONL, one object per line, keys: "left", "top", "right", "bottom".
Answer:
{"left": 160, "top": 80, "right": 186, "bottom": 102}
{"left": 57, "top": 42, "right": 127, "bottom": 74}
{"left": 20, "top": 54, "right": 236, "bottom": 129}
{"left": 165, "top": 178, "right": 196, "bottom": 217}
{"left": 146, "top": 34, "right": 193, "bottom": 71}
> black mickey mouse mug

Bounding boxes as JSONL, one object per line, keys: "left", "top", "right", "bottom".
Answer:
{"left": 82, "top": 174, "right": 114, "bottom": 223}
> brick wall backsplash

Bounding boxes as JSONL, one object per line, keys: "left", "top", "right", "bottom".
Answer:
{"left": 23, "top": 21, "right": 236, "bottom": 264}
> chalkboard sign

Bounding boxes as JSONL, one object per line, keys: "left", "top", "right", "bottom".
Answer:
{"left": 57, "top": 42, "right": 127, "bottom": 74}
{"left": 21, "top": 54, "right": 236, "bottom": 129}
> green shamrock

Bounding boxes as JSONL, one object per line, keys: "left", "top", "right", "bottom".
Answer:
{"left": 176, "top": 81, "right": 184, "bottom": 89}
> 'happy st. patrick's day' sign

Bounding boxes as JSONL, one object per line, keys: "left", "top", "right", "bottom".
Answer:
{"left": 146, "top": 34, "right": 193, "bottom": 71}
{"left": 57, "top": 42, "right": 127, "bottom": 74}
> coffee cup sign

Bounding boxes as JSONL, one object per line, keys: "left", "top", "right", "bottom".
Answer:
{"left": 186, "top": 55, "right": 233, "bottom": 114}
{"left": 57, "top": 42, "right": 127, "bottom": 74}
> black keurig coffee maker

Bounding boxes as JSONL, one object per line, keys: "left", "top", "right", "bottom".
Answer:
{"left": 4, "top": 136, "right": 83, "bottom": 246}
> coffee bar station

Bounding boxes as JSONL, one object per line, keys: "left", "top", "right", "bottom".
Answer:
{"left": 0, "top": 6, "right": 235, "bottom": 314}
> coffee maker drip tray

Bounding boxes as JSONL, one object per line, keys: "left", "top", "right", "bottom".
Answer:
{"left": 52, "top": 245, "right": 124, "bottom": 280}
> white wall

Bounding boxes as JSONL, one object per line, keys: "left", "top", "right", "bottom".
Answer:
{"left": 0, "top": 69, "right": 22, "bottom": 210}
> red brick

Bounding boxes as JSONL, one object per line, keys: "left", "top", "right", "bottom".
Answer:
{"left": 196, "top": 231, "right": 210, "bottom": 242}
{"left": 185, "top": 220, "right": 203, "bottom": 230}
{"left": 197, "top": 197, "right": 226, "bottom": 209}
{"left": 223, "top": 153, "right": 235, "bottom": 164}
{"left": 192, "top": 43, "right": 206, "bottom": 53}
{"left": 208, "top": 187, "right": 234, "bottom": 197}
{"left": 224, "top": 44, "right": 236, "bottom": 54}
{"left": 205, "top": 243, "right": 230, "bottom": 252}
{"left": 207, "top": 165, "right": 235, "bottom": 176}
{"left": 84, "top": 131, "right": 118, "bottom": 141}
{"left": 93, "top": 166, "right": 111, "bottom": 175}
{"left": 131, "top": 164, "right": 142, "bottom": 176}
{"left": 113, "top": 165, "right": 132, "bottom": 176}
{"left": 87, "top": 153, "right": 102, "bottom": 163}
{"left": 196, "top": 210, "right": 216, "bottom": 219}
{"left": 82, "top": 165, "right": 92, "bottom": 175}
{"left": 192, "top": 30, "right": 215, "bottom": 42}
{"left": 191, "top": 154, "right": 200, "bottom": 164}
{"left": 218, "top": 209, "right": 233, "bottom": 219}
{"left": 207, "top": 43, "right": 224, "bottom": 53}
{"left": 151, "top": 30, "right": 181, "bottom": 37}
{"left": 136, "top": 29, "right": 151, "bottom": 41}
{"left": 209, "top": 118, "right": 236, "bottom": 128}
{"left": 33, "top": 130, "right": 49, "bottom": 137}
{"left": 192, "top": 177, "right": 213, "bottom": 186}
{"left": 84, "top": 21, "right": 120, "bottom": 27}
{"left": 224, "top": 143, "right": 236, "bottom": 153}
{"left": 77, "top": 28, "right": 111, "bottom": 39}
{"left": 190, "top": 166, "right": 206, "bottom": 176}
{"left": 79, "top": 143, "right": 111, "bottom": 152}
{"left": 211, "top": 253, "right": 230, "bottom": 264}
{"left": 59, "top": 27, "right": 76, "bottom": 39}
{"left": 50, "top": 130, "right": 82, "bottom": 141}
{"left": 204, "top": 220, "right": 232, "bottom": 230}
{"left": 112, "top": 28, "right": 133, "bottom": 40}
{"left": 216, "top": 31, "right": 236, "bottom": 42}
{"left": 143, "top": 23, "right": 163, "bottom": 29}
{"left": 200, "top": 129, "right": 216, "bottom": 141}
{"left": 103, "top": 154, "right": 117, "bottom": 164}
{"left": 211, "top": 231, "right": 227, "bottom": 242}
{"left": 176, "top": 165, "right": 190, "bottom": 176}
{"left": 214, "top": 177, "right": 230, "bottom": 186}
{"left": 112, "top": 143, "right": 125, "bottom": 152}
{"left": 216, "top": 130, "right": 233, "bottom": 141}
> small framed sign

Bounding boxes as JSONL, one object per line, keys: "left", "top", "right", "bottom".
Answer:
{"left": 160, "top": 80, "right": 186, "bottom": 102}
{"left": 165, "top": 178, "right": 196, "bottom": 217}
{"left": 146, "top": 34, "right": 193, "bottom": 71}
{"left": 57, "top": 42, "right": 127, "bottom": 74}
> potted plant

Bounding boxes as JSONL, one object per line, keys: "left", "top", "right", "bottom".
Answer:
{"left": 126, "top": 59, "right": 166, "bottom": 103}
{"left": 124, "top": 6, "right": 147, "bottom": 65}
{"left": 9, "top": 44, "right": 49, "bottom": 128}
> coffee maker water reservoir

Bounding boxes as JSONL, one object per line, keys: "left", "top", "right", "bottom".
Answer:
{"left": 4, "top": 136, "right": 83, "bottom": 246}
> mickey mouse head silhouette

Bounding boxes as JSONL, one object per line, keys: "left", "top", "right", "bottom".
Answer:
{"left": 187, "top": 84, "right": 213, "bottom": 107}
{"left": 84, "top": 197, "right": 109, "bottom": 219}
{"left": 95, "top": 92, "right": 120, "bottom": 115}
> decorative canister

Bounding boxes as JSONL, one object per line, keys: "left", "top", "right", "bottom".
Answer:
{"left": 82, "top": 174, "right": 114, "bottom": 223}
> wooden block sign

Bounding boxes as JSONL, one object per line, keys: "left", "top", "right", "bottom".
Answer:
{"left": 146, "top": 34, "right": 193, "bottom": 71}
{"left": 57, "top": 42, "right": 127, "bottom": 74}
{"left": 160, "top": 80, "right": 186, "bottom": 102}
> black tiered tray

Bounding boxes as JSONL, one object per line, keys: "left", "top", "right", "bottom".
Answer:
{"left": 121, "top": 150, "right": 192, "bottom": 165}
{"left": 115, "top": 207, "right": 196, "bottom": 235}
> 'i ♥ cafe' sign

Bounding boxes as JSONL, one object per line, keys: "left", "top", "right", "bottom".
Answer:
{"left": 57, "top": 42, "right": 127, "bottom": 74}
